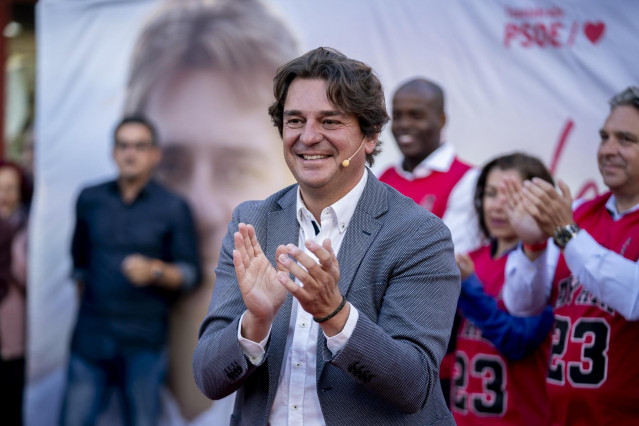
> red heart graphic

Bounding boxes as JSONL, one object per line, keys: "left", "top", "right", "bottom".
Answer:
{"left": 584, "top": 21, "right": 605, "bottom": 44}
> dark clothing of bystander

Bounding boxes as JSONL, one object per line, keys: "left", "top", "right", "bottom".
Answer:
{"left": 70, "top": 179, "right": 200, "bottom": 359}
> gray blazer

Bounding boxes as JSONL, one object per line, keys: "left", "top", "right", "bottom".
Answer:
{"left": 193, "top": 173, "right": 460, "bottom": 425}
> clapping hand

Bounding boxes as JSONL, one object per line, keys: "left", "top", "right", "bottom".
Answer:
{"left": 520, "top": 178, "right": 575, "bottom": 236}
{"left": 276, "top": 238, "right": 347, "bottom": 336}
{"left": 455, "top": 253, "right": 475, "bottom": 281}
{"left": 235, "top": 223, "right": 347, "bottom": 338}
{"left": 234, "top": 223, "right": 288, "bottom": 341}
{"left": 502, "top": 176, "right": 547, "bottom": 244}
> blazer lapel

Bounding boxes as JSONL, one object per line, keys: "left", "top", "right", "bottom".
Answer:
{"left": 265, "top": 187, "right": 299, "bottom": 407}
{"left": 316, "top": 172, "right": 388, "bottom": 380}
{"left": 336, "top": 172, "right": 388, "bottom": 296}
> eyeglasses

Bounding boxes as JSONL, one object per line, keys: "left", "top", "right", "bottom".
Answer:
{"left": 114, "top": 141, "right": 155, "bottom": 151}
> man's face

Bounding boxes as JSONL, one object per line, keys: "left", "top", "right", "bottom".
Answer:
{"left": 282, "top": 78, "right": 376, "bottom": 202}
{"left": 112, "top": 123, "right": 159, "bottom": 182}
{"left": 144, "top": 70, "right": 291, "bottom": 279}
{"left": 597, "top": 105, "right": 639, "bottom": 199}
{"left": 391, "top": 87, "right": 444, "bottom": 163}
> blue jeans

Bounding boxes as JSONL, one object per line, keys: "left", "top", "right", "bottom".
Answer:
{"left": 60, "top": 349, "right": 166, "bottom": 426}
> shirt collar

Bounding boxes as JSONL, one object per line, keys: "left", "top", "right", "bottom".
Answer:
{"left": 490, "top": 238, "right": 518, "bottom": 258}
{"left": 605, "top": 194, "right": 639, "bottom": 220}
{"left": 296, "top": 169, "right": 369, "bottom": 235}
{"left": 109, "top": 178, "right": 154, "bottom": 200}
{"left": 394, "top": 142, "right": 455, "bottom": 180}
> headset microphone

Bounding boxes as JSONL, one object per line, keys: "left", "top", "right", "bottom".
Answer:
{"left": 341, "top": 137, "right": 367, "bottom": 168}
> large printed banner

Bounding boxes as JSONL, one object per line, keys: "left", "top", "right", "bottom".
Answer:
{"left": 32, "top": 0, "right": 638, "bottom": 424}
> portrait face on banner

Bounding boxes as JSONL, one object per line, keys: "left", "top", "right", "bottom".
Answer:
{"left": 145, "top": 69, "right": 290, "bottom": 287}
{"left": 125, "top": 0, "right": 299, "bottom": 288}
{"left": 122, "top": 0, "right": 299, "bottom": 417}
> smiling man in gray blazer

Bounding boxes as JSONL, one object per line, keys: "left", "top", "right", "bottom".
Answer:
{"left": 193, "top": 47, "right": 460, "bottom": 425}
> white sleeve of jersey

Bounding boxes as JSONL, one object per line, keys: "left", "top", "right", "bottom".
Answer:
{"left": 442, "top": 168, "right": 483, "bottom": 254}
{"left": 503, "top": 242, "right": 557, "bottom": 316}
{"left": 564, "top": 230, "right": 639, "bottom": 321}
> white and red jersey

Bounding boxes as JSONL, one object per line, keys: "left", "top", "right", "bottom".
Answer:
{"left": 547, "top": 193, "right": 639, "bottom": 424}
{"left": 379, "top": 157, "right": 471, "bottom": 218}
{"left": 452, "top": 245, "right": 551, "bottom": 426}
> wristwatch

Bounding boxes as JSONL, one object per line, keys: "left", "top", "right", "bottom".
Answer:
{"left": 552, "top": 224, "right": 580, "bottom": 249}
{"left": 150, "top": 261, "right": 164, "bottom": 281}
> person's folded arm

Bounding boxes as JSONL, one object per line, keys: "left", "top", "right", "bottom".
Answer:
{"left": 167, "top": 198, "right": 202, "bottom": 291}
{"left": 459, "top": 274, "right": 554, "bottom": 360}
{"left": 564, "top": 230, "right": 639, "bottom": 320}
{"left": 71, "top": 190, "right": 90, "bottom": 285}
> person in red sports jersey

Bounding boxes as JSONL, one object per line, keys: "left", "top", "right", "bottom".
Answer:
{"left": 379, "top": 78, "right": 481, "bottom": 254}
{"left": 452, "top": 153, "right": 554, "bottom": 425}
{"left": 503, "top": 86, "right": 639, "bottom": 425}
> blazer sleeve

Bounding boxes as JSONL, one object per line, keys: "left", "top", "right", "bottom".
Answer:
{"left": 193, "top": 204, "right": 261, "bottom": 399}
{"left": 324, "top": 212, "right": 461, "bottom": 414}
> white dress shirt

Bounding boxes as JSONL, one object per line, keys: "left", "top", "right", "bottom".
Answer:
{"left": 391, "top": 143, "right": 482, "bottom": 254}
{"left": 238, "top": 169, "right": 368, "bottom": 425}
{"left": 503, "top": 195, "right": 639, "bottom": 320}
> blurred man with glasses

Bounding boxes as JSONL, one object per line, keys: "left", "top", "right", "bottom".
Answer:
{"left": 60, "top": 116, "right": 201, "bottom": 426}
